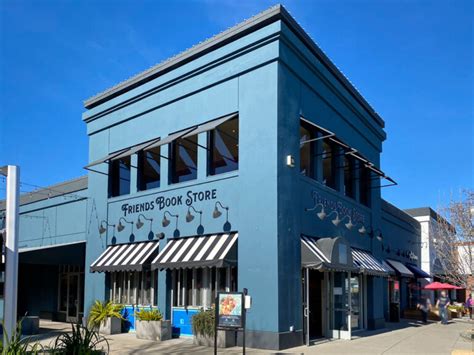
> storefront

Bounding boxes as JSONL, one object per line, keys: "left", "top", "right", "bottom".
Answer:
{"left": 2, "top": 5, "right": 423, "bottom": 351}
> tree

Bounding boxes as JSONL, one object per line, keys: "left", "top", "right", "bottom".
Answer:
{"left": 432, "top": 189, "right": 473, "bottom": 287}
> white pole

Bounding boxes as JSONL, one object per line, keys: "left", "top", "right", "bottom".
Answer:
{"left": 4, "top": 165, "right": 20, "bottom": 343}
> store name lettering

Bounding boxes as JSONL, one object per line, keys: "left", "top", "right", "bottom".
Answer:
{"left": 312, "top": 191, "right": 365, "bottom": 224}
{"left": 121, "top": 189, "right": 217, "bottom": 217}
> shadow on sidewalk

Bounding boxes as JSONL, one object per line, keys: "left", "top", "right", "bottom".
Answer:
{"left": 350, "top": 318, "right": 434, "bottom": 339}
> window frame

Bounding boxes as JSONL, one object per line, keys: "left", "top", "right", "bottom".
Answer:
{"left": 109, "top": 156, "right": 131, "bottom": 197}
{"left": 207, "top": 117, "right": 239, "bottom": 176}
{"left": 137, "top": 147, "right": 161, "bottom": 191}
{"left": 169, "top": 135, "right": 198, "bottom": 184}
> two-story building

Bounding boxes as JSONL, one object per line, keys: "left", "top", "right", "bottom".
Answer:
{"left": 1, "top": 5, "right": 426, "bottom": 350}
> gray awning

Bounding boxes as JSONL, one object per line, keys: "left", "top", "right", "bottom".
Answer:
{"left": 146, "top": 126, "right": 197, "bottom": 150}
{"left": 386, "top": 259, "right": 414, "bottom": 278}
{"left": 113, "top": 138, "right": 161, "bottom": 160}
{"left": 84, "top": 148, "right": 129, "bottom": 169}
{"left": 183, "top": 113, "right": 237, "bottom": 138}
{"left": 301, "top": 236, "right": 357, "bottom": 272}
{"left": 90, "top": 241, "right": 159, "bottom": 273}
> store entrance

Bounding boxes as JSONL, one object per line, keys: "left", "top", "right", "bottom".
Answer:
{"left": 303, "top": 269, "right": 326, "bottom": 345}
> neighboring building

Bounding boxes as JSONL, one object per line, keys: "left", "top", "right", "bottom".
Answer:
{"left": 1, "top": 5, "right": 425, "bottom": 350}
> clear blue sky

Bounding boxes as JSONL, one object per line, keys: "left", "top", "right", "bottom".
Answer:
{"left": 0, "top": 0, "right": 472, "bottom": 209}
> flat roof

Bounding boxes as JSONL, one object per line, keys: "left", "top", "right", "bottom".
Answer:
{"left": 0, "top": 176, "right": 88, "bottom": 211}
{"left": 83, "top": 4, "right": 384, "bottom": 128}
{"left": 404, "top": 207, "right": 454, "bottom": 230}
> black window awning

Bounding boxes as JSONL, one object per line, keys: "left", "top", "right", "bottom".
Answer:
{"left": 84, "top": 148, "right": 130, "bottom": 169}
{"left": 183, "top": 113, "right": 237, "bottom": 138}
{"left": 146, "top": 127, "right": 197, "bottom": 150}
{"left": 90, "top": 240, "right": 159, "bottom": 273}
{"left": 352, "top": 248, "right": 393, "bottom": 276}
{"left": 385, "top": 259, "right": 414, "bottom": 278}
{"left": 405, "top": 263, "right": 431, "bottom": 278}
{"left": 151, "top": 233, "right": 238, "bottom": 270}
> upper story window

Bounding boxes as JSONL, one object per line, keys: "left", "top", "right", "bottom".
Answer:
{"left": 138, "top": 146, "right": 161, "bottom": 191}
{"left": 359, "top": 165, "right": 371, "bottom": 206}
{"left": 343, "top": 155, "right": 355, "bottom": 198}
{"left": 208, "top": 116, "right": 239, "bottom": 175}
{"left": 109, "top": 156, "right": 131, "bottom": 197}
{"left": 322, "top": 140, "right": 335, "bottom": 188}
{"left": 170, "top": 135, "right": 198, "bottom": 184}
{"left": 300, "top": 122, "right": 315, "bottom": 178}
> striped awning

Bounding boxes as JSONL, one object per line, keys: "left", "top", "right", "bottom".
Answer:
{"left": 151, "top": 233, "right": 238, "bottom": 270}
{"left": 90, "top": 241, "right": 159, "bottom": 273}
{"left": 352, "top": 248, "right": 393, "bottom": 276}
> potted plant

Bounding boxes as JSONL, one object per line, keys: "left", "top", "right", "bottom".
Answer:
{"left": 88, "top": 300, "right": 124, "bottom": 335}
{"left": 135, "top": 308, "right": 171, "bottom": 341}
{"left": 192, "top": 308, "right": 235, "bottom": 348}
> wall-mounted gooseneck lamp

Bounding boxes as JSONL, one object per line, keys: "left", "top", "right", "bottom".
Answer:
{"left": 370, "top": 228, "right": 383, "bottom": 242}
{"left": 99, "top": 220, "right": 115, "bottom": 235}
{"left": 305, "top": 202, "right": 326, "bottom": 220}
{"left": 136, "top": 214, "right": 154, "bottom": 240}
{"left": 213, "top": 201, "right": 229, "bottom": 220}
{"left": 162, "top": 211, "right": 179, "bottom": 229}
{"left": 329, "top": 211, "right": 341, "bottom": 226}
{"left": 186, "top": 206, "right": 203, "bottom": 223}
{"left": 117, "top": 217, "right": 135, "bottom": 242}
{"left": 358, "top": 224, "right": 367, "bottom": 235}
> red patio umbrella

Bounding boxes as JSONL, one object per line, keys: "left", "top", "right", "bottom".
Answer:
{"left": 424, "top": 282, "right": 459, "bottom": 290}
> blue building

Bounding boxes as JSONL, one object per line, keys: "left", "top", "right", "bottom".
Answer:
{"left": 1, "top": 5, "right": 428, "bottom": 350}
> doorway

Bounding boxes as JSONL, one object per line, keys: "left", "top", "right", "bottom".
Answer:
{"left": 58, "top": 265, "right": 84, "bottom": 323}
{"left": 303, "top": 269, "right": 326, "bottom": 345}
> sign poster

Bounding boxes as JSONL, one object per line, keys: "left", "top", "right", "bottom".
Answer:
{"left": 217, "top": 292, "right": 243, "bottom": 328}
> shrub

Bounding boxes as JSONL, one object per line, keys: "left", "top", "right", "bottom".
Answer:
{"left": 53, "top": 322, "right": 109, "bottom": 354}
{"left": 192, "top": 308, "right": 215, "bottom": 338}
{"left": 135, "top": 308, "right": 163, "bottom": 322}
{"left": 88, "top": 300, "right": 124, "bottom": 329}
{"left": 1, "top": 317, "right": 44, "bottom": 354}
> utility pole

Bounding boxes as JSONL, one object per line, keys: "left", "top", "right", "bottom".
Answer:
{"left": 1, "top": 165, "right": 20, "bottom": 344}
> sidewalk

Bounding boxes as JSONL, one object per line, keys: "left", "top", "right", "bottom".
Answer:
{"left": 36, "top": 318, "right": 473, "bottom": 354}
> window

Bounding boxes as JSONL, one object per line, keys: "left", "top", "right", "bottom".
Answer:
{"left": 138, "top": 146, "right": 161, "bottom": 190}
{"left": 171, "top": 267, "right": 237, "bottom": 308}
{"left": 109, "top": 270, "right": 156, "bottom": 305}
{"left": 170, "top": 135, "right": 198, "bottom": 184}
{"left": 209, "top": 117, "right": 239, "bottom": 175}
{"left": 344, "top": 156, "right": 355, "bottom": 198}
{"left": 359, "top": 166, "right": 371, "bottom": 206}
{"left": 300, "top": 123, "right": 314, "bottom": 177}
{"left": 109, "top": 156, "right": 131, "bottom": 197}
{"left": 322, "top": 140, "right": 335, "bottom": 188}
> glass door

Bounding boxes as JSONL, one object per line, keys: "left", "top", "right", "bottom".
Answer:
{"left": 350, "top": 275, "right": 362, "bottom": 331}
{"left": 331, "top": 271, "right": 351, "bottom": 340}
{"left": 66, "top": 273, "right": 79, "bottom": 323}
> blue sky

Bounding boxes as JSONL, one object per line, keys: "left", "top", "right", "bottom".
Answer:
{"left": 0, "top": 0, "right": 472, "bottom": 209}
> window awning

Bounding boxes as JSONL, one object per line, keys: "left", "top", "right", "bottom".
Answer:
{"left": 151, "top": 233, "right": 238, "bottom": 270}
{"left": 183, "top": 113, "right": 237, "bottom": 138}
{"left": 112, "top": 137, "right": 161, "bottom": 160}
{"left": 84, "top": 148, "right": 130, "bottom": 169}
{"left": 90, "top": 240, "right": 159, "bottom": 273}
{"left": 146, "top": 126, "right": 197, "bottom": 150}
{"left": 385, "top": 259, "right": 414, "bottom": 278}
{"left": 352, "top": 248, "right": 393, "bottom": 276}
{"left": 405, "top": 263, "right": 431, "bottom": 278}
{"left": 301, "top": 236, "right": 357, "bottom": 272}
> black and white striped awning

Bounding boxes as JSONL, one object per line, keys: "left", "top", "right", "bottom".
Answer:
{"left": 352, "top": 248, "right": 393, "bottom": 276}
{"left": 90, "top": 240, "right": 159, "bottom": 273}
{"left": 151, "top": 233, "right": 238, "bottom": 270}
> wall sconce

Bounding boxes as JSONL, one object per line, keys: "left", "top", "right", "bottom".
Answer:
{"left": 330, "top": 211, "right": 341, "bottom": 226}
{"left": 117, "top": 217, "right": 133, "bottom": 233}
{"left": 213, "top": 201, "right": 229, "bottom": 220}
{"left": 358, "top": 225, "right": 367, "bottom": 235}
{"left": 162, "top": 211, "right": 178, "bottom": 229}
{"left": 136, "top": 214, "right": 154, "bottom": 240}
{"left": 99, "top": 220, "right": 115, "bottom": 235}
{"left": 155, "top": 232, "right": 165, "bottom": 240}
{"left": 364, "top": 227, "right": 383, "bottom": 242}
{"left": 117, "top": 217, "right": 135, "bottom": 242}
{"left": 305, "top": 203, "right": 326, "bottom": 220}
{"left": 186, "top": 206, "right": 202, "bottom": 223}
{"left": 338, "top": 215, "right": 354, "bottom": 230}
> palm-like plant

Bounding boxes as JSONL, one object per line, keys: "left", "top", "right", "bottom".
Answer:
{"left": 53, "top": 322, "right": 109, "bottom": 354}
{"left": 87, "top": 300, "right": 124, "bottom": 329}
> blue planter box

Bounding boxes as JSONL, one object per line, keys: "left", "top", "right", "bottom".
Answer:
{"left": 172, "top": 307, "right": 200, "bottom": 337}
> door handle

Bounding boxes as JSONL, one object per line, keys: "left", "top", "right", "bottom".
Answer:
{"left": 304, "top": 307, "right": 309, "bottom": 317}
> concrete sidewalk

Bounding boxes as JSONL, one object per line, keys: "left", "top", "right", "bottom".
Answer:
{"left": 35, "top": 318, "right": 473, "bottom": 354}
